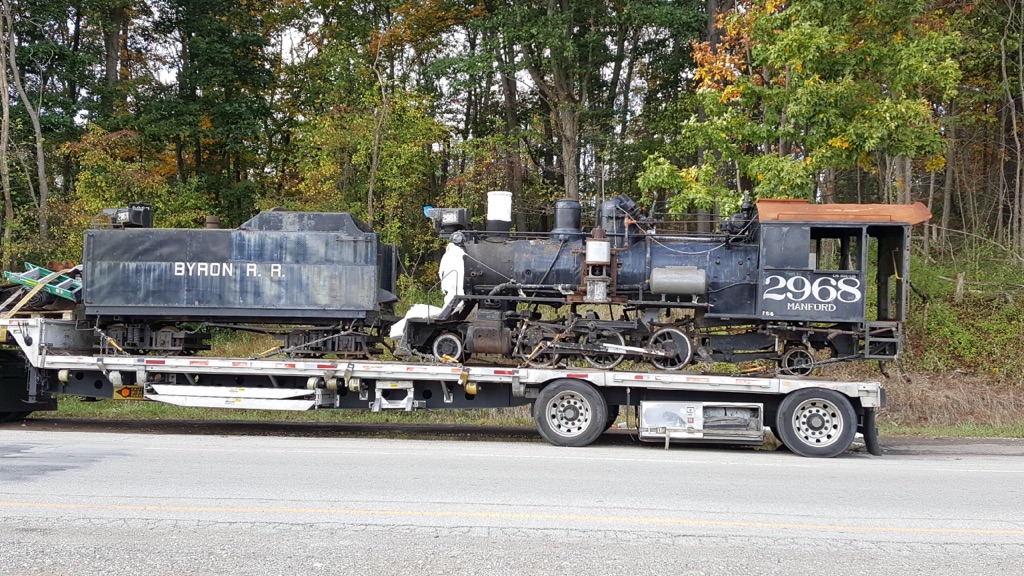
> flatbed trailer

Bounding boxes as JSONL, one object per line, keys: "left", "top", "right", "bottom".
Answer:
{"left": 0, "top": 318, "right": 883, "bottom": 457}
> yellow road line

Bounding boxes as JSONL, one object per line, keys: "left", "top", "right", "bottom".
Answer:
{"left": 1, "top": 501, "right": 1022, "bottom": 536}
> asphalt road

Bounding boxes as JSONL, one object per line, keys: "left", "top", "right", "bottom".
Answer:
{"left": 0, "top": 424, "right": 1022, "bottom": 576}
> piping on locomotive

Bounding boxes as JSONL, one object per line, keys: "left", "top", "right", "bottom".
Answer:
{"left": 399, "top": 191, "right": 930, "bottom": 375}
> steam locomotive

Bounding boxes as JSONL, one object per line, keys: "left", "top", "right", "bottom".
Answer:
{"left": 401, "top": 191, "right": 930, "bottom": 374}
{"left": 3, "top": 191, "right": 929, "bottom": 375}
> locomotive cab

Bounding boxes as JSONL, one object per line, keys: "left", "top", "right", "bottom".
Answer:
{"left": 754, "top": 199, "right": 931, "bottom": 363}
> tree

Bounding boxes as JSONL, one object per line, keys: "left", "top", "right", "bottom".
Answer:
{"left": 1, "top": 0, "right": 51, "bottom": 239}
{"left": 648, "top": 0, "right": 960, "bottom": 211}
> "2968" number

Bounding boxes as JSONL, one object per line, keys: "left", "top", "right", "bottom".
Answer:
{"left": 762, "top": 275, "right": 862, "bottom": 303}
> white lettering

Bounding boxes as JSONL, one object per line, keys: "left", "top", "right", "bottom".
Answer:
{"left": 271, "top": 264, "right": 282, "bottom": 278}
{"left": 786, "top": 302, "right": 837, "bottom": 312}
{"left": 173, "top": 261, "right": 239, "bottom": 277}
{"left": 246, "top": 264, "right": 257, "bottom": 277}
{"left": 763, "top": 274, "right": 862, "bottom": 304}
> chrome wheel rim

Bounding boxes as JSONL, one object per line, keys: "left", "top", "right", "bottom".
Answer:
{"left": 544, "top": 391, "right": 593, "bottom": 438}
{"left": 791, "top": 398, "right": 844, "bottom": 447}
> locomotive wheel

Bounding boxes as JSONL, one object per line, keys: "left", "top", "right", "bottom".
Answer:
{"left": 774, "top": 388, "right": 857, "bottom": 458}
{"left": 779, "top": 346, "right": 815, "bottom": 376}
{"left": 582, "top": 331, "right": 626, "bottom": 370}
{"left": 648, "top": 328, "right": 693, "bottom": 371}
{"left": 533, "top": 379, "right": 608, "bottom": 447}
{"left": 519, "top": 326, "right": 561, "bottom": 368}
{"left": 432, "top": 333, "right": 464, "bottom": 362}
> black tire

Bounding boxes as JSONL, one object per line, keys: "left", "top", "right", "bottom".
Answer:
{"left": 860, "top": 407, "right": 882, "bottom": 456}
{"left": 0, "top": 411, "right": 32, "bottom": 423}
{"left": 533, "top": 379, "right": 608, "bottom": 447}
{"left": 604, "top": 404, "right": 621, "bottom": 432}
{"left": 774, "top": 388, "right": 857, "bottom": 458}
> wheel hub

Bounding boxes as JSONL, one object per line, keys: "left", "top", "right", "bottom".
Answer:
{"left": 806, "top": 413, "right": 826, "bottom": 431}
{"left": 792, "top": 399, "right": 842, "bottom": 446}
{"left": 560, "top": 405, "right": 580, "bottom": 421}
{"left": 546, "top": 393, "right": 591, "bottom": 437}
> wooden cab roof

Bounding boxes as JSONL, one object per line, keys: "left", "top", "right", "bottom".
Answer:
{"left": 755, "top": 198, "right": 932, "bottom": 225}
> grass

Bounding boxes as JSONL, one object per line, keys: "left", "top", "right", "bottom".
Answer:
{"left": 878, "top": 422, "right": 1024, "bottom": 438}
{"left": 37, "top": 396, "right": 536, "bottom": 427}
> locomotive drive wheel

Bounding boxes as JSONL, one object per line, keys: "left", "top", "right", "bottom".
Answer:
{"left": 533, "top": 379, "right": 608, "bottom": 447}
{"left": 779, "top": 346, "right": 815, "bottom": 376}
{"left": 520, "top": 326, "right": 562, "bottom": 368}
{"left": 774, "top": 388, "right": 857, "bottom": 458}
{"left": 0, "top": 411, "right": 32, "bottom": 423}
{"left": 648, "top": 328, "right": 693, "bottom": 371}
{"left": 582, "top": 331, "right": 626, "bottom": 370}
{"left": 432, "top": 333, "right": 464, "bottom": 362}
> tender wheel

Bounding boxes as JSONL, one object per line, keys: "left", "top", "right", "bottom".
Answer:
{"left": 432, "top": 332, "right": 464, "bottom": 362}
{"left": 0, "top": 411, "right": 32, "bottom": 423}
{"left": 648, "top": 328, "right": 693, "bottom": 371}
{"left": 533, "top": 379, "right": 608, "bottom": 447}
{"left": 779, "top": 346, "right": 815, "bottom": 376}
{"left": 774, "top": 388, "right": 857, "bottom": 458}
{"left": 582, "top": 331, "right": 626, "bottom": 370}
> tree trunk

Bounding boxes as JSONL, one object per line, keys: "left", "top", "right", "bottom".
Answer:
{"left": 499, "top": 37, "right": 522, "bottom": 199}
{"left": 820, "top": 168, "right": 836, "bottom": 203}
{"left": 940, "top": 103, "right": 955, "bottom": 247}
{"left": 2, "top": 0, "right": 48, "bottom": 240}
{"left": 0, "top": 9, "right": 12, "bottom": 266}
{"left": 555, "top": 106, "right": 580, "bottom": 200}
{"left": 103, "top": 5, "right": 126, "bottom": 114}
{"left": 924, "top": 170, "right": 935, "bottom": 255}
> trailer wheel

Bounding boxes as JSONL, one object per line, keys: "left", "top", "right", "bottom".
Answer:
{"left": 0, "top": 411, "right": 32, "bottom": 423}
{"left": 603, "top": 404, "right": 621, "bottom": 432}
{"left": 533, "top": 379, "right": 608, "bottom": 447}
{"left": 775, "top": 389, "right": 856, "bottom": 458}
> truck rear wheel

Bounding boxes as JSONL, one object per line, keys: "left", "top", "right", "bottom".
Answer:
{"left": 0, "top": 411, "right": 32, "bottom": 423}
{"left": 533, "top": 379, "right": 608, "bottom": 447}
{"left": 774, "top": 389, "right": 856, "bottom": 458}
{"left": 604, "top": 404, "right": 620, "bottom": 432}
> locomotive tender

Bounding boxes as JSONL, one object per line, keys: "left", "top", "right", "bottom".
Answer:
{"left": 405, "top": 191, "right": 930, "bottom": 374}
{"left": 77, "top": 204, "right": 398, "bottom": 356}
